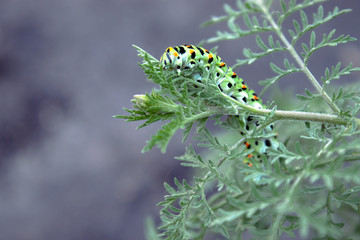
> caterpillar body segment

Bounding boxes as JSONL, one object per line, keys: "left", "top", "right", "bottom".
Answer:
{"left": 160, "top": 44, "right": 279, "bottom": 165}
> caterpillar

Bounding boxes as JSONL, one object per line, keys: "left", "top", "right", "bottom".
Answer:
{"left": 160, "top": 44, "right": 279, "bottom": 165}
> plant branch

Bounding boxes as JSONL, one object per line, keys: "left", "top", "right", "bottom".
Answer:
{"left": 184, "top": 109, "right": 218, "bottom": 124}
{"left": 220, "top": 92, "right": 350, "bottom": 125}
{"left": 257, "top": 1, "right": 341, "bottom": 113}
{"left": 314, "top": 154, "right": 360, "bottom": 168}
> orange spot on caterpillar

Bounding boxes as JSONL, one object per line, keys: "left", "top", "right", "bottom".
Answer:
{"left": 220, "top": 62, "right": 225, "bottom": 67}
{"left": 208, "top": 54, "right": 213, "bottom": 63}
{"left": 204, "top": 49, "right": 209, "bottom": 53}
{"left": 253, "top": 95, "right": 259, "bottom": 100}
{"left": 247, "top": 154, "right": 253, "bottom": 158}
{"left": 242, "top": 84, "right": 247, "bottom": 89}
{"left": 173, "top": 52, "right": 178, "bottom": 57}
{"left": 244, "top": 142, "right": 250, "bottom": 148}
{"left": 247, "top": 162, "right": 253, "bottom": 167}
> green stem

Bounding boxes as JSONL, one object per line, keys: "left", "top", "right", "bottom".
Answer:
{"left": 220, "top": 93, "right": 349, "bottom": 125}
{"left": 258, "top": 2, "right": 341, "bottom": 113}
{"left": 314, "top": 154, "right": 360, "bottom": 168}
{"left": 268, "top": 214, "right": 283, "bottom": 240}
{"left": 184, "top": 109, "right": 218, "bottom": 124}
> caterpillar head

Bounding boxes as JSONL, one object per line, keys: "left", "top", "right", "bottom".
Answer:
{"left": 160, "top": 47, "right": 180, "bottom": 72}
{"left": 160, "top": 47, "right": 172, "bottom": 70}
{"left": 160, "top": 46, "right": 191, "bottom": 75}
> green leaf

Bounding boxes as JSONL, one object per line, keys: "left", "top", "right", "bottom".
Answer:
{"left": 144, "top": 217, "right": 160, "bottom": 240}
{"left": 280, "top": 0, "right": 287, "bottom": 13}
{"left": 259, "top": 61, "right": 300, "bottom": 95}
{"left": 310, "top": 31, "right": 316, "bottom": 49}
{"left": 301, "top": 43, "right": 309, "bottom": 54}
{"left": 277, "top": 0, "right": 328, "bottom": 26}
{"left": 256, "top": 35, "right": 268, "bottom": 51}
{"left": 232, "top": 35, "right": 286, "bottom": 67}
{"left": 243, "top": 13, "right": 253, "bottom": 29}
{"left": 300, "top": 10, "right": 309, "bottom": 28}
{"left": 142, "top": 118, "right": 183, "bottom": 153}
{"left": 224, "top": 3, "right": 235, "bottom": 15}
{"left": 293, "top": 19, "right": 301, "bottom": 34}
{"left": 164, "top": 182, "right": 176, "bottom": 195}
{"left": 270, "top": 62, "right": 286, "bottom": 74}
{"left": 252, "top": 15, "right": 260, "bottom": 27}
{"left": 291, "top": 7, "right": 352, "bottom": 46}
{"left": 321, "top": 62, "right": 360, "bottom": 85}
{"left": 305, "top": 88, "right": 313, "bottom": 97}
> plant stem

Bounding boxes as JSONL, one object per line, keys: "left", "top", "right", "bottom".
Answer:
{"left": 257, "top": 2, "right": 341, "bottom": 113}
{"left": 220, "top": 93, "right": 349, "bottom": 125}
{"left": 185, "top": 93, "right": 349, "bottom": 126}
{"left": 184, "top": 109, "right": 218, "bottom": 124}
{"left": 314, "top": 154, "right": 360, "bottom": 168}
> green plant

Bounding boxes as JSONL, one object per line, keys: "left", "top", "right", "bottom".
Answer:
{"left": 116, "top": 0, "right": 360, "bottom": 239}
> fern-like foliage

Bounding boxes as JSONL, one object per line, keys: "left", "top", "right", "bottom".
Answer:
{"left": 117, "top": 0, "right": 360, "bottom": 239}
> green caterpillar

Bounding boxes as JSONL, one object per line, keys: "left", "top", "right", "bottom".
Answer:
{"left": 160, "top": 44, "right": 279, "bottom": 165}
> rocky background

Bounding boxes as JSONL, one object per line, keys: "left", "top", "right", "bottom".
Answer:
{"left": 0, "top": 0, "right": 359, "bottom": 239}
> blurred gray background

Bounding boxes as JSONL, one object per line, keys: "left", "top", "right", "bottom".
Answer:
{"left": 0, "top": 0, "right": 358, "bottom": 239}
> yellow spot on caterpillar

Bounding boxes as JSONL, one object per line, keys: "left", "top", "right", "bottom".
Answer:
{"left": 189, "top": 49, "right": 194, "bottom": 54}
